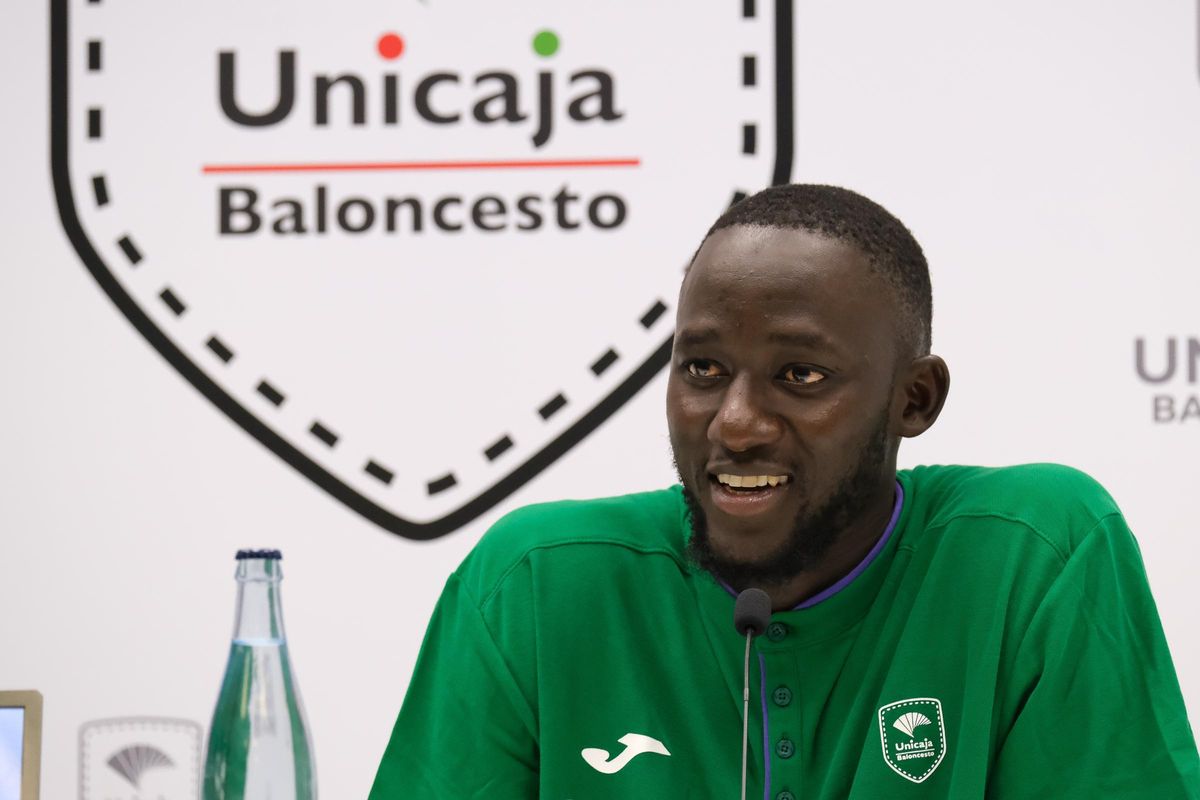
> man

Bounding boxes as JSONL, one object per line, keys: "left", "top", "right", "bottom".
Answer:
{"left": 370, "top": 185, "right": 1199, "bottom": 798}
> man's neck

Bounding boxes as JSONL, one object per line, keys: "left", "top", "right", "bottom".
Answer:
{"left": 761, "top": 482, "right": 898, "bottom": 611}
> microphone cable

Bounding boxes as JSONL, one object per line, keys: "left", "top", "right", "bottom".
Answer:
{"left": 733, "top": 588, "right": 771, "bottom": 800}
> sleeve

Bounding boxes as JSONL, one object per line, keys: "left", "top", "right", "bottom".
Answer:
{"left": 368, "top": 572, "right": 539, "bottom": 800}
{"left": 987, "top": 513, "right": 1200, "bottom": 798}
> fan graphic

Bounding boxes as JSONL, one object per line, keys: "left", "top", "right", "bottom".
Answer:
{"left": 891, "top": 711, "right": 932, "bottom": 738}
{"left": 106, "top": 743, "right": 174, "bottom": 788}
{"left": 79, "top": 717, "right": 201, "bottom": 799}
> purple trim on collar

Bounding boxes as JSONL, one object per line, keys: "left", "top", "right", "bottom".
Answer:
{"left": 759, "top": 652, "right": 770, "bottom": 800}
{"left": 714, "top": 481, "right": 905, "bottom": 607}
{"left": 792, "top": 481, "right": 904, "bottom": 610}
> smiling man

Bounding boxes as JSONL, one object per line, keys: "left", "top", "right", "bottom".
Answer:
{"left": 370, "top": 185, "right": 1199, "bottom": 799}
{"left": 669, "top": 198, "right": 942, "bottom": 612}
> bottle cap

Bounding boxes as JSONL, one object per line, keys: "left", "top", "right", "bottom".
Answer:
{"left": 235, "top": 549, "right": 283, "bottom": 560}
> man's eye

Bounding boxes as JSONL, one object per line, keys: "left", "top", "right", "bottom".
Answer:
{"left": 780, "top": 365, "right": 825, "bottom": 385}
{"left": 685, "top": 360, "right": 723, "bottom": 378}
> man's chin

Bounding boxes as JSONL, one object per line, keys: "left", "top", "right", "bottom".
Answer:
{"left": 704, "top": 529, "right": 791, "bottom": 571}
{"left": 689, "top": 533, "right": 796, "bottom": 589}
{"left": 681, "top": 482, "right": 839, "bottom": 589}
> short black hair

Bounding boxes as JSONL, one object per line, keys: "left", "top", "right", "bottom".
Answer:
{"left": 699, "top": 184, "right": 933, "bottom": 355}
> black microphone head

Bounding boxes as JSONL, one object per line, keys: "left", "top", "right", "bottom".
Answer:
{"left": 733, "top": 588, "right": 772, "bottom": 637}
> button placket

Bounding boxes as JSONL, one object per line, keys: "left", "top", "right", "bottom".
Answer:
{"left": 760, "top": 648, "right": 802, "bottom": 797}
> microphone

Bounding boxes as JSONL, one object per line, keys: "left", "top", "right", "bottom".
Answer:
{"left": 733, "top": 589, "right": 771, "bottom": 800}
{"left": 734, "top": 588, "right": 771, "bottom": 637}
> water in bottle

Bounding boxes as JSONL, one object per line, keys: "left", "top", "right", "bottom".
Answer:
{"left": 203, "top": 549, "right": 316, "bottom": 799}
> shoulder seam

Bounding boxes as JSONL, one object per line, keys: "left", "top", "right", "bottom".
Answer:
{"left": 476, "top": 538, "right": 686, "bottom": 610}
{"left": 923, "top": 512, "right": 1065, "bottom": 562}
{"left": 920, "top": 510, "right": 1125, "bottom": 566}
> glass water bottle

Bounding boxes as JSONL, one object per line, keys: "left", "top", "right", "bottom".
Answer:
{"left": 203, "top": 549, "right": 316, "bottom": 799}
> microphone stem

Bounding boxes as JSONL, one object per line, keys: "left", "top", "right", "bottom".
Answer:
{"left": 741, "top": 630, "right": 752, "bottom": 800}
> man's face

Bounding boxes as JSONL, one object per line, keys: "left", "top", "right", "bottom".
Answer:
{"left": 666, "top": 225, "right": 904, "bottom": 586}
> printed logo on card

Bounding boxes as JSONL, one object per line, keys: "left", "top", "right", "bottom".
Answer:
{"left": 79, "top": 717, "right": 202, "bottom": 800}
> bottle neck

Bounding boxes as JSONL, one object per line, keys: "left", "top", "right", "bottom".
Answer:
{"left": 232, "top": 558, "right": 286, "bottom": 643}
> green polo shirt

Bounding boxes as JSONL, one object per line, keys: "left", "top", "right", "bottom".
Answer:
{"left": 370, "top": 464, "right": 1199, "bottom": 798}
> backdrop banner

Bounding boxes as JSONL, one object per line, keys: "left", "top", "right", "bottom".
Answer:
{"left": 1, "top": 1, "right": 1197, "bottom": 797}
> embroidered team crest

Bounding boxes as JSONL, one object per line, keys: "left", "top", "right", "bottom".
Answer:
{"left": 877, "top": 697, "right": 947, "bottom": 783}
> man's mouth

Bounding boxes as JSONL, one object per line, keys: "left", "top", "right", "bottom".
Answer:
{"left": 708, "top": 472, "right": 792, "bottom": 517}
{"left": 715, "top": 473, "right": 790, "bottom": 489}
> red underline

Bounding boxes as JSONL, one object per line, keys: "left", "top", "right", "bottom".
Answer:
{"left": 201, "top": 157, "right": 641, "bottom": 174}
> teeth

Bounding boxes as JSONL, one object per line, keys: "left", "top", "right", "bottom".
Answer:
{"left": 716, "top": 474, "right": 789, "bottom": 488}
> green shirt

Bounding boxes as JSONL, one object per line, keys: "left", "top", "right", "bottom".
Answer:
{"left": 370, "top": 464, "right": 1200, "bottom": 798}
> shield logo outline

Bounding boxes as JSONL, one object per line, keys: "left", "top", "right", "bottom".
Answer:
{"left": 877, "top": 696, "right": 948, "bottom": 784}
{"left": 49, "top": 0, "right": 795, "bottom": 539}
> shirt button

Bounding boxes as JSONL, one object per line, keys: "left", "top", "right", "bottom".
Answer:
{"left": 772, "top": 686, "right": 792, "bottom": 707}
{"left": 766, "top": 622, "right": 788, "bottom": 642}
{"left": 776, "top": 792, "right": 796, "bottom": 800}
{"left": 775, "top": 738, "right": 795, "bottom": 759}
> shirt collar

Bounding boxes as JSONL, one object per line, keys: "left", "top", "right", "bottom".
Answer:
{"left": 713, "top": 480, "right": 904, "bottom": 610}
{"left": 791, "top": 480, "right": 904, "bottom": 609}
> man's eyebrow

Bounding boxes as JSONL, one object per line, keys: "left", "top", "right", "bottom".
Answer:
{"left": 768, "top": 330, "right": 835, "bottom": 348}
{"left": 674, "top": 327, "right": 836, "bottom": 349}
{"left": 675, "top": 328, "right": 720, "bottom": 347}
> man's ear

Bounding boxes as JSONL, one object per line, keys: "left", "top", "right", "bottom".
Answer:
{"left": 895, "top": 355, "right": 950, "bottom": 438}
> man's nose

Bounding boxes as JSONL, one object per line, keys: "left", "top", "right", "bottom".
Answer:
{"left": 707, "top": 374, "right": 783, "bottom": 453}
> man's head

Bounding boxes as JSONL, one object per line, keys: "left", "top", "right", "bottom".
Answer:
{"left": 695, "top": 184, "right": 934, "bottom": 357}
{"left": 666, "top": 184, "right": 949, "bottom": 593}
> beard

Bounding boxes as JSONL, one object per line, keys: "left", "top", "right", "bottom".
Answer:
{"left": 680, "top": 408, "right": 891, "bottom": 591}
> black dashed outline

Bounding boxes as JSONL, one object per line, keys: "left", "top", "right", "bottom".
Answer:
{"left": 591, "top": 348, "right": 619, "bottom": 376}
{"left": 640, "top": 300, "right": 667, "bottom": 329}
{"left": 158, "top": 287, "right": 185, "bottom": 316}
{"left": 365, "top": 460, "right": 394, "bottom": 485}
{"left": 256, "top": 380, "right": 285, "bottom": 407}
{"left": 116, "top": 235, "right": 140, "bottom": 265}
{"left": 205, "top": 336, "right": 234, "bottom": 364}
{"left": 52, "top": 0, "right": 793, "bottom": 539}
{"left": 538, "top": 393, "right": 568, "bottom": 420}
{"left": 92, "top": 175, "right": 108, "bottom": 206}
{"left": 742, "top": 123, "right": 757, "bottom": 155}
{"left": 427, "top": 473, "right": 457, "bottom": 495}
{"left": 309, "top": 421, "right": 338, "bottom": 447}
{"left": 742, "top": 55, "right": 757, "bottom": 87}
{"left": 484, "top": 435, "right": 514, "bottom": 461}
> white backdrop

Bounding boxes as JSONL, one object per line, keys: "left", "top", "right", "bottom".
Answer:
{"left": 2, "top": 1, "right": 1197, "bottom": 798}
